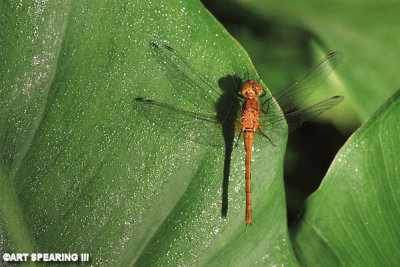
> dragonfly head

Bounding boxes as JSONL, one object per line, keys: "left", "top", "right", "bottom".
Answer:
{"left": 242, "top": 80, "right": 263, "bottom": 97}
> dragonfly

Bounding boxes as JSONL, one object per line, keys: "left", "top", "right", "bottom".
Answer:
{"left": 134, "top": 43, "right": 343, "bottom": 225}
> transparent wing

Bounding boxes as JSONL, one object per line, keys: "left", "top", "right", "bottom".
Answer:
{"left": 133, "top": 98, "right": 240, "bottom": 147}
{"left": 151, "top": 43, "right": 240, "bottom": 117}
{"left": 283, "top": 96, "right": 343, "bottom": 132}
{"left": 262, "top": 51, "right": 343, "bottom": 115}
{"left": 256, "top": 96, "right": 344, "bottom": 147}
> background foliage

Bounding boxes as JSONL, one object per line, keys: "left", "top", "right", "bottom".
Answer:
{"left": 0, "top": 0, "right": 399, "bottom": 266}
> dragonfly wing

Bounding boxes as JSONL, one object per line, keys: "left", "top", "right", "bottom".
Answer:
{"left": 283, "top": 96, "right": 344, "bottom": 132}
{"left": 133, "top": 98, "right": 238, "bottom": 147}
{"left": 151, "top": 43, "right": 240, "bottom": 118}
{"left": 256, "top": 95, "right": 344, "bottom": 146}
{"left": 269, "top": 51, "right": 343, "bottom": 113}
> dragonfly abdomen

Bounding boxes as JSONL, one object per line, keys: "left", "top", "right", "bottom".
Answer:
{"left": 241, "top": 97, "right": 261, "bottom": 225}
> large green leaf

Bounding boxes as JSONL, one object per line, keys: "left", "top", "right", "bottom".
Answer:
{"left": 0, "top": 1, "right": 297, "bottom": 265}
{"left": 291, "top": 89, "right": 400, "bottom": 266}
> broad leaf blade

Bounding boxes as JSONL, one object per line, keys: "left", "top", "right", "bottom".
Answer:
{"left": 291, "top": 89, "right": 400, "bottom": 266}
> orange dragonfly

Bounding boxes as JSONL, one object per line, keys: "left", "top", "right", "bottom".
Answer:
{"left": 134, "top": 43, "right": 343, "bottom": 225}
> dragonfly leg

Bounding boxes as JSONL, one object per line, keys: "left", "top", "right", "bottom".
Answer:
{"left": 260, "top": 87, "right": 266, "bottom": 98}
{"left": 233, "top": 130, "right": 243, "bottom": 149}
{"left": 260, "top": 97, "right": 272, "bottom": 114}
{"left": 259, "top": 131, "right": 276, "bottom": 146}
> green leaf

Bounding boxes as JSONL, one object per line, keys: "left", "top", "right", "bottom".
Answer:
{"left": 290, "top": 89, "right": 400, "bottom": 266}
{"left": 1, "top": 1, "right": 297, "bottom": 265}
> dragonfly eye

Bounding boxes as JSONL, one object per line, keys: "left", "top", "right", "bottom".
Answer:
{"left": 253, "top": 82, "right": 263, "bottom": 96}
{"left": 241, "top": 82, "right": 252, "bottom": 96}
